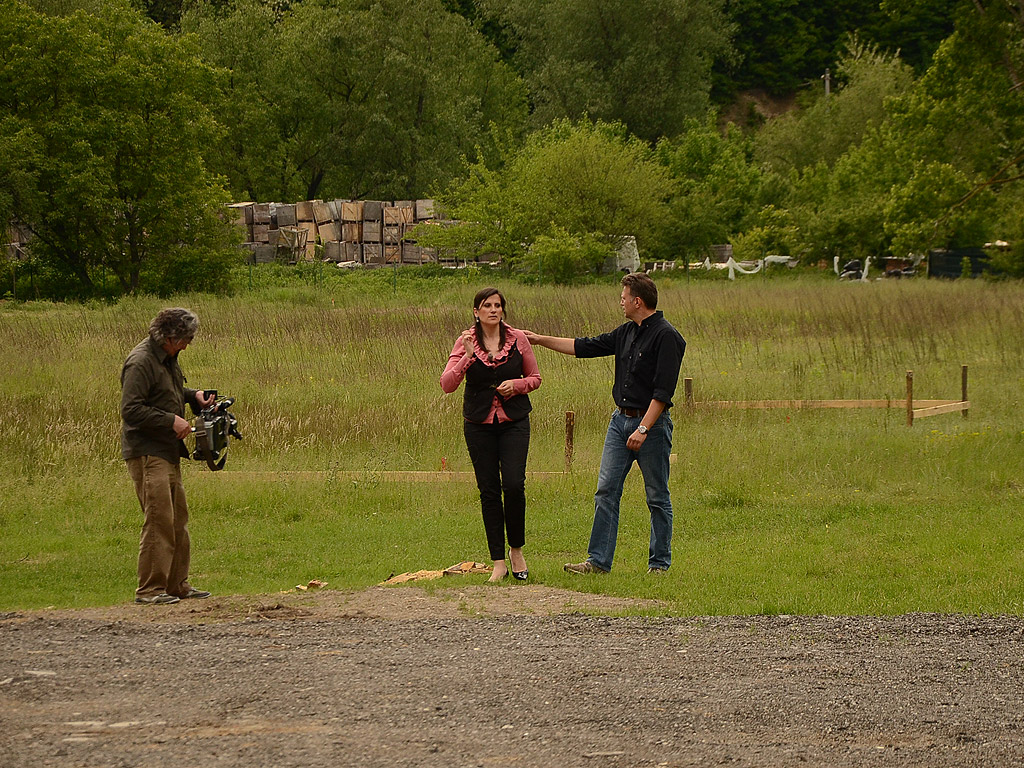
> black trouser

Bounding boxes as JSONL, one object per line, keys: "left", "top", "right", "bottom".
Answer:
{"left": 463, "top": 416, "right": 530, "bottom": 561}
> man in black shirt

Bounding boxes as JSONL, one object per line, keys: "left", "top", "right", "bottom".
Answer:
{"left": 525, "top": 273, "right": 685, "bottom": 573}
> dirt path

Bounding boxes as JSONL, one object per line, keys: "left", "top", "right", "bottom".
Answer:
{"left": 2, "top": 585, "right": 1023, "bottom": 767}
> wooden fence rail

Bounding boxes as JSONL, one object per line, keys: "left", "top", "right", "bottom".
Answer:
{"left": 683, "top": 365, "right": 970, "bottom": 427}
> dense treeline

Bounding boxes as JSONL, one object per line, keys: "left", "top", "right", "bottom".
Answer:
{"left": 1, "top": 0, "right": 1022, "bottom": 298}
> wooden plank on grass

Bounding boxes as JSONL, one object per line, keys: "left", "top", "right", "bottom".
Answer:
{"left": 698, "top": 399, "right": 896, "bottom": 410}
{"left": 199, "top": 470, "right": 567, "bottom": 481}
{"left": 913, "top": 401, "right": 970, "bottom": 419}
{"left": 695, "top": 398, "right": 956, "bottom": 410}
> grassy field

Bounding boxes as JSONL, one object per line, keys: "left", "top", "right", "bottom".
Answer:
{"left": 1, "top": 268, "right": 1022, "bottom": 614}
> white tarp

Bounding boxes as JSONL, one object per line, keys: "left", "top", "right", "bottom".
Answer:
{"left": 694, "top": 255, "right": 798, "bottom": 280}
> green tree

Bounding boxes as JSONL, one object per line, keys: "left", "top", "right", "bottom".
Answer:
{"left": 479, "top": 0, "right": 732, "bottom": 142}
{"left": 655, "top": 114, "right": 763, "bottom": 260}
{"left": 752, "top": 42, "right": 922, "bottom": 264}
{"left": 873, "top": 4, "right": 1024, "bottom": 261}
{"left": 414, "top": 118, "right": 672, "bottom": 279}
{"left": 716, "top": 0, "right": 957, "bottom": 98}
{"left": 755, "top": 40, "right": 915, "bottom": 174}
{"left": 183, "top": 0, "right": 528, "bottom": 203}
{"left": 0, "top": 0, "right": 237, "bottom": 298}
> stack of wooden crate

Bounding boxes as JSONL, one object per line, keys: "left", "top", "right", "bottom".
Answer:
{"left": 229, "top": 198, "right": 438, "bottom": 266}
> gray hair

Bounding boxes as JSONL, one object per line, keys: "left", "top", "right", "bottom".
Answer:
{"left": 149, "top": 308, "right": 199, "bottom": 345}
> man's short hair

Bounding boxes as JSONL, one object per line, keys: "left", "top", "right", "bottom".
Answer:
{"left": 149, "top": 308, "right": 200, "bottom": 345}
{"left": 621, "top": 273, "right": 658, "bottom": 310}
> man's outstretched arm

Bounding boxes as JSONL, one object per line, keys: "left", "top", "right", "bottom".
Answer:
{"left": 522, "top": 330, "right": 577, "bottom": 356}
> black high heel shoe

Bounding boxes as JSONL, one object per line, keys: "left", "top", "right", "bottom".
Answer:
{"left": 509, "top": 550, "right": 528, "bottom": 581}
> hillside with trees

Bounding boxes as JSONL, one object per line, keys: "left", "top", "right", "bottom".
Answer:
{"left": 2, "top": 0, "right": 1022, "bottom": 298}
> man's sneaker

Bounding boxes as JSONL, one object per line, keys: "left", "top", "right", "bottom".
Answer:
{"left": 564, "top": 560, "right": 607, "bottom": 575}
{"left": 647, "top": 567, "right": 668, "bottom": 575}
{"left": 181, "top": 588, "right": 211, "bottom": 599}
{"left": 135, "top": 593, "right": 180, "bottom": 605}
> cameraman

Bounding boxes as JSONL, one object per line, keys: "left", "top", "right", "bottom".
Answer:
{"left": 121, "top": 308, "right": 215, "bottom": 605}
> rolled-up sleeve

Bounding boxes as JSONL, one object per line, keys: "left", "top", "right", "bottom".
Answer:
{"left": 651, "top": 333, "right": 686, "bottom": 405}
{"left": 574, "top": 329, "right": 619, "bottom": 359}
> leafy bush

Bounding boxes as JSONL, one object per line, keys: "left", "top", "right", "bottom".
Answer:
{"left": 517, "top": 228, "right": 615, "bottom": 283}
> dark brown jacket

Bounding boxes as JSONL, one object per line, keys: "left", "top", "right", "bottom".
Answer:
{"left": 120, "top": 337, "right": 199, "bottom": 463}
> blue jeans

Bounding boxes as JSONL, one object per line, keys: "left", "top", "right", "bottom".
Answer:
{"left": 587, "top": 410, "right": 673, "bottom": 572}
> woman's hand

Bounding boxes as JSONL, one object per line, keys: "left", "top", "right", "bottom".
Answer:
{"left": 460, "top": 329, "right": 475, "bottom": 357}
{"left": 496, "top": 380, "right": 517, "bottom": 398}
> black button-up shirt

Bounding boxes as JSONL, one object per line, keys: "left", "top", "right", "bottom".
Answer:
{"left": 574, "top": 311, "right": 686, "bottom": 409}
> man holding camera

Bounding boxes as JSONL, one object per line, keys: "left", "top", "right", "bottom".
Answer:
{"left": 121, "top": 308, "right": 215, "bottom": 605}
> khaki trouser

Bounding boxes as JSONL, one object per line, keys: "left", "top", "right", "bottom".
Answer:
{"left": 127, "top": 456, "right": 192, "bottom": 599}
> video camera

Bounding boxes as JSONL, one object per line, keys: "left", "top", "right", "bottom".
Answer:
{"left": 192, "top": 391, "right": 242, "bottom": 471}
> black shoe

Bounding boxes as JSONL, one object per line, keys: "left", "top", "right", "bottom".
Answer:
{"left": 508, "top": 549, "right": 528, "bottom": 581}
{"left": 181, "top": 588, "right": 211, "bottom": 599}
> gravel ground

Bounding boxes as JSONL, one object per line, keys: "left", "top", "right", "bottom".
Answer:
{"left": 2, "top": 585, "right": 1023, "bottom": 767}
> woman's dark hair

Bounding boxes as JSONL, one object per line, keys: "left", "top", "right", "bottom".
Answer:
{"left": 473, "top": 287, "right": 507, "bottom": 352}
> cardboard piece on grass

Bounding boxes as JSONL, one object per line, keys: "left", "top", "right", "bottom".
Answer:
{"left": 381, "top": 561, "right": 491, "bottom": 585}
{"left": 443, "top": 561, "right": 490, "bottom": 576}
{"left": 287, "top": 579, "right": 328, "bottom": 593}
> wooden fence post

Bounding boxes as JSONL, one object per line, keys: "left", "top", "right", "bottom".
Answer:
{"left": 565, "top": 411, "right": 575, "bottom": 473}
{"left": 906, "top": 370, "right": 914, "bottom": 427}
{"left": 962, "top": 364, "right": 969, "bottom": 419}
{"left": 684, "top": 377, "right": 694, "bottom": 409}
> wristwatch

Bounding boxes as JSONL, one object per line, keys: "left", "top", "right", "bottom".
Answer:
{"left": 637, "top": 425, "right": 648, "bottom": 435}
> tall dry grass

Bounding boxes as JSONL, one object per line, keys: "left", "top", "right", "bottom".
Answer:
{"left": 1, "top": 275, "right": 1022, "bottom": 474}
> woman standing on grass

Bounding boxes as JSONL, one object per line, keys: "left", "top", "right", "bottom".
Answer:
{"left": 441, "top": 288, "right": 542, "bottom": 582}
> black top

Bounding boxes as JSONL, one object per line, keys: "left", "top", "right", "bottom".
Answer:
{"left": 574, "top": 311, "right": 686, "bottom": 409}
{"left": 463, "top": 341, "right": 533, "bottom": 422}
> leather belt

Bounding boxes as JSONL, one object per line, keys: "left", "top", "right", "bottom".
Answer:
{"left": 618, "top": 406, "right": 643, "bottom": 418}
